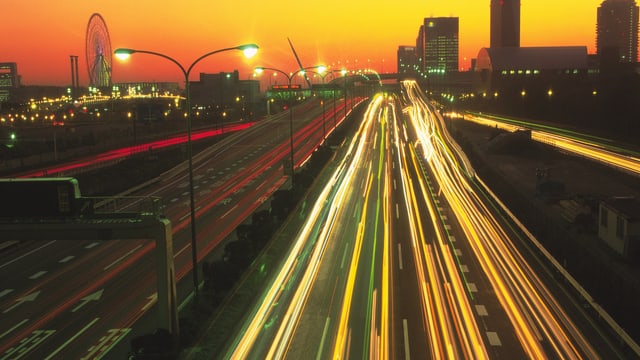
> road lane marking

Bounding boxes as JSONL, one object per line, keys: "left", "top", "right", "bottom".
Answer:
{"left": 82, "top": 328, "right": 131, "bottom": 360}
{"left": 0, "top": 289, "right": 14, "bottom": 299}
{"left": 468, "top": 283, "right": 477, "bottom": 292}
{"left": 45, "top": 317, "right": 100, "bottom": 360}
{"left": 486, "top": 332, "right": 502, "bottom": 346}
{"left": 141, "top": 293, "right": 157, "bottom": 312}
{"left": 103, "top": 245, "right": 142, "bottom": 271}
{"left": 403, "top": 319, "right": 411, "bottom": 360}
{"left": 316, "top": 317, "right": 331, "bottom": 360}
{"left": 449, "top": 236, "right": 456, "bottom": 243}
{"left": 220, "top": 204, "right": 238, "bottom": 219}
{"left": 85, "top": 242, "right": 100, "bottom": 249}
{"left": 0, "top": 318, "right": 28, "bottom": 340}
{"left": 0, "top": 240, "right": 55, "bottom": 270}
{"left": 460, "top": 264, "right": 469, "bottom": 272}
{"left": 72, "top": 289, "right": 104, "bottom": 313}
{"left": 3, "top": 291, "right": 40, "bottom": 314}
{"left": 397, "top": 243, "right": 404, "bottom": 270}
{"left": 59, "top": 255, "right": 75, "bottom": 263}
{"left": 29, "top": 271, "right": 47, "bottom": 280}
{"left": 395, "top": 203, "right": 399, "bottom": 219}
{"left": 4, "top": 329, "right": 55, "bottom": 360}
{"left": 475, "top": 305, "right": 488, "bottom": 316}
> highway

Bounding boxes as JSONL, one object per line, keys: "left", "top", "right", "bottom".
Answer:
{"left": 220, "top": 82, "right": 625, "bottom": 359}
{"left": 0, "top": 96, "right": 358, "bottom": 359}
{"left": 461, "top": 112, "right": 640, "bottom": 177}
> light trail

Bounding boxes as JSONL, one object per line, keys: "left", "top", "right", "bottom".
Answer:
{"left": 463, "top": 113, "right": 640, "bottom": 177}
{"left": 403, "top": 79, "right": 599, "bottom": 359}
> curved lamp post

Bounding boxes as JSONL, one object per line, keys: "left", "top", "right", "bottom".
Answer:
{"left": 305, "top": 66, "right": 331, "bottom": 142}
{"left": 114, "top": 43, "right": 259, "bottom": 297}
{"left": 254, "top": 65, "right": 323, "bottom": 187}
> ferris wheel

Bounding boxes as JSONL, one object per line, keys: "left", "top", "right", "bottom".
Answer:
{"left": 85, "top": 13, "right": 112, "bottom": 88}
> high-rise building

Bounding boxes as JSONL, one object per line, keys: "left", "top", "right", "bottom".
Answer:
{"left": 490, "top": 0, "right": 520, "bottom": 48}
{"left": 418, "top": 17, "right": 459, "bottom": 75}
{"left": 397, "top": 46, "right": 419, "bottom": 76}
{"left": 0, "top": 62, "right": 20, "bottom": 102}
{"left": 597, "top": 0, "right": 639, "bottom": 63}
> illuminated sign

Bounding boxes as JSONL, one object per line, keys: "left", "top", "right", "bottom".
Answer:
{"left": 272, "top": 84, "right": 301, "bottom": 90}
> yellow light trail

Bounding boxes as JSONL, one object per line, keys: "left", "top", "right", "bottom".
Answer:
{"left": 402, "top": 79, "right": 599, "bottom": 359}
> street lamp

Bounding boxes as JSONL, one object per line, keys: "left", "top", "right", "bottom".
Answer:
{"left": 305, "top": 66, "right": 331, "bottom": 142}
{"left": 114, "top": 43, "right": 259, "bottom": 297}
{"left": 254, "top": 65, "right": 323, "bottom": 187}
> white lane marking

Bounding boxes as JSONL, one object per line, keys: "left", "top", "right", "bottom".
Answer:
{"left": 220, "top": 204, "right": 238, "bottom": 219}
{"left": 59, "top": 256, "right": 75, "bottom": 263}
{"left": 460, "top": 264, "right": 469, "bottom": 272}
{"left": 403, "top": 319, "right": 411, "bottom": 360}
{"left": 397, "top": 243, "right": 404, "bottom": 270}
{"left": 3, "top": 291, "right": 40, "bottom": 314}
{"left": 81, "top": 328, "right": 131, "bottom": 360}
{"left": 0, "top": 318, "right": 28, "bottom": 340}
{"left": 395, "top": 203, "right": 399, "bottom": 219}
{"left": 445, "top": 224, "right": 452, "bottom": 230}
{"left": 486, "top": 332, "right": 502, "bottom": 346}
{"left": 454, "top": 248, "right": 462, "bottom": 256}
{"left": 0, "top": 289, "right": 14, "bottom": 299}
{"left": 316, "top": 317, "right": 331, "bottom": 360}
{"left": 467, "top": 283, "right": 477, "bottom": 292}
{"left": 0, "top": 240, "right": 55, "bottom": 270}
{"left": 103, "top": 245, "right": 142, "bottom": 271}
{"left": 72, "top": 289, "right": 104, "bottom": 313}
{"left": 175, "top": 243, "right": 190, "bottom": 258}
{"left": 449, "top": 236, "right": 456, "bottom": 243}
{"left": 476, "top": 305, "right": 488, "bottom": 316}
{"left": 141, "top": 293, "right": 157, "bottom": 312}
{"left": 340, "top": 242, "right": 350, "bottom": 269}
{"left": 29, "top": 271, "right": 47, "bottom": 280}
{"left": 45, "top": 318, "right": 100, "bottom": 360}
{"left": 394, "top": 179, "right": 397, "bottom": 190}
{"left": 85, "top": 242, "right": 100, "bottom": 249}
{"left": 4, "top": 329, "right": 55, "bottom": 359}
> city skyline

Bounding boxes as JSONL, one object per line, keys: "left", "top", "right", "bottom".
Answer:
{"left": 2, "top": 1, "right": 609, "bottom": 86}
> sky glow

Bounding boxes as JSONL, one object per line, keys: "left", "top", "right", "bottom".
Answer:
{"left": 2, "top": 0, "right": 604, "bottom": 86}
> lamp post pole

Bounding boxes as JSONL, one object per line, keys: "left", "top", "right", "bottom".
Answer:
{"left": 255, "top": 66, "right": 323, "bottom": 187}
{"left": 114, "top": 44, "right": 258, "bottom": 297}
{"left": 306, "top": 68, "right": 330, "bottom": 143}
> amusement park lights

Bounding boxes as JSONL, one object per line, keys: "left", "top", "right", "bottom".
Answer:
{"left": 114, "top": 43, "right": 259, "bottom": 298}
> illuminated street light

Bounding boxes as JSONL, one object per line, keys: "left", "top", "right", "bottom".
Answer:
{"left": 114, "top": 43, "right": 259, "bottom": 297}
{"left": 254, "top": 65, "right": 323, "bottom": 187}
{"left": 305, "top": 66, "right": 332, "bottom": 142}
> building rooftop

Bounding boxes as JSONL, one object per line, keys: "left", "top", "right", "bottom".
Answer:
{"left": 476, "top": 46, "right": 588, "bottom": 71}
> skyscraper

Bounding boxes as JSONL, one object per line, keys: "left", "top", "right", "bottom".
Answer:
{"left": 419, "top": 17, "right": 459, "bottom": 75}
{"left": 597, "top": 0, "right": 639, "bottom": 63}
{"left": 397, "top": 46, "right": 419, "bottom": 76}
{"left": 490, "top": 0, "right": 520, "bottom": 48}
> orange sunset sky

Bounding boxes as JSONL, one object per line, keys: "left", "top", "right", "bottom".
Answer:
{"left": 2, "top": 1, "right": 605, "bottom": 87}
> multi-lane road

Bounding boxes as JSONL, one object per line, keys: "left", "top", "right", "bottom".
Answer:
{"left": 0, "top": 96, "right": 357, "bottom": 359}
{"left": 220, "top": 81, "right": 633, "bottom": 359}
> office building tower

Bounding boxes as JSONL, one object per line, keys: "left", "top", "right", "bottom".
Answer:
{"left": 491, "top": 0, "right": 521, "bottom": 48}
{"left": 419, "top": 17, "right": 459, "bottom": 75}
{"left": 397, "top": 46, "right": 419, "bottom": 75}
{"left": 597, "top": 0, "right": 639, "bottom": 62}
